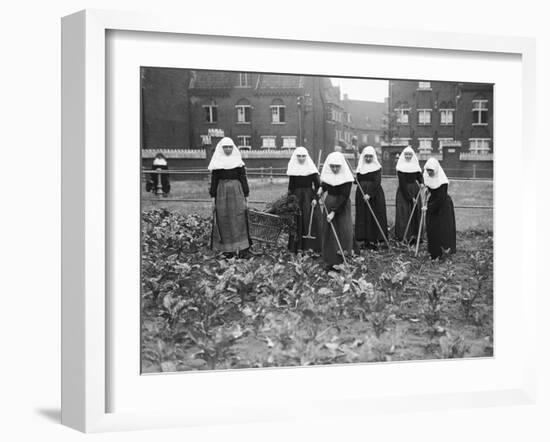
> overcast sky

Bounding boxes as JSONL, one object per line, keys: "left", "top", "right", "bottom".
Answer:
{"left": 330, "top": 77, "right": 389, "bottom": 103}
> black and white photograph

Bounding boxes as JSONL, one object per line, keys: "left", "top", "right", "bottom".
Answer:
{"left": 140, "top": 68, "right": 493, "bottom": 373}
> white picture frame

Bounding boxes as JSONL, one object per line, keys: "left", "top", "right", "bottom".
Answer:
{"left": 61, "top": 9, "right": 537, "bottom": 433}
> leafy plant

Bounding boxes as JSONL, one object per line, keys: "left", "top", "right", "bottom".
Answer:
{"left": 439, "top": 334, "right": 469, "bottom": 359}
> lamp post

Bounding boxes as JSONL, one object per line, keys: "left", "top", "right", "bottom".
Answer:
{"left": 297, "top": 95, "right": 303, "bottom": 146}
{"left": 351, "top": 135, "right": 359, "bottom": 170}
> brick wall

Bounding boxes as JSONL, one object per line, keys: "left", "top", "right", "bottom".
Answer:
{"left": 141, "top": 68, "right": 191, "bottom": 149}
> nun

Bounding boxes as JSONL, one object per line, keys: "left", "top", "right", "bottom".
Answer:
{"left": 355, "top": 146, "right": 388, "bottom": 249}
{"left": 147, "top": 153, "right": 171, "bottom": 195}
{"left": 423, "top": 158, "right": 457, "bottom": 260}
{"left": 286, "top": 147, "right": 322, "bottom": 253}
{"left": 394, "top": 146, "right": 423, "bottom": 242}
{"left": 208, "top": 137, "right": 251, "bottom": 257}
{"left": 318, "top": 151, "right": 354, "bottom": 269}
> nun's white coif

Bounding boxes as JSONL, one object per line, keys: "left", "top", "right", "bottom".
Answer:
{"left": 207, "top": 137, "right": 245, "bottom": 171}
{"left": 320, "top": 152, "right": 354, "bottom": 186}
{"left": 396, "top": 146, "right": 422, "bottom": 173}
{"left": 356, "top": 146, "right": 382, "bottom": 174}
{"left": 423, "top": 157, "right": 449, "bottom": 189}
{"left": 286, "top": 146, "right": 319, "bottom": 176}
{"left": 153, "top": 156, "right": 167, "bottom": 166}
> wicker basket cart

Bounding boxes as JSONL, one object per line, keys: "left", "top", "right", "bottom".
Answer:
{"left": 247, "top": 209, "right": 297, "bottom": 246}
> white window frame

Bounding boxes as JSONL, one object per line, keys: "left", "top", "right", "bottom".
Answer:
{"left": 438, "top": 138, "right": 454, "bottom": 152}
{"left": 392, "top": 137, "right": 412, "bottom": 145}
{"left": 440, "top": 108, "right": 455, "bottom": 125}
{"left": 237, "top": 72, "right": 250, "bottom": 88}
{"left": 472, "top": 99, "right": 489, "bottom": 126}
{"left": 469, "top": 138, "right": 491, "bottom": 154}
{"left": 418, "top": 109, "right": 432, "bottom": 125}
{"left": 236, "top": 104, "right": 251, "bottom": 123}
{"left": 417, "top": 81, "right": 432, "bottom": 90}
{"left": 237, "top": 135, "right": 252, "bottom": 149}
{"left": 361, "top": 134, "right": 369, "bottom": 143}
{"left": 261, "top": 135, "right": 277, "bottom": 149}
{"left": 203, "top": 104, "right": 218, "bottom": 123}
{"left": 395, "top": 108, "right": 410, "bottom": 125}
{"left": 270, "top": 105, "right": 286, "bottom": 124}
{"left": 281, "top": 136, "right": 297, "bottom": 149}
{"left": 418, "top": 137, "right": 433, "bottom": 154}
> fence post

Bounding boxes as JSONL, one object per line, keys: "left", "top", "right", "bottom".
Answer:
{"left": 269, "top": 166, "right": 273, "bottom": 184}
{"left": 472, "top": 164, "right": 477, "bottom": 179}
{"left": 156, "top": 169, "right": 163, "bottom": 195}
{"left": 260, "top": 167, "right": 264, "bottom": 182}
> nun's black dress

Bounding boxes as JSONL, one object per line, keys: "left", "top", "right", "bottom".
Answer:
{"left": 426, "top": 183, "right": 456, "bottom": 259}
{"left": 394, "top": 171, "right": 423, "bottom": 242}
{"left": 288, "top": 173, "right": 322, "bottom": 253}
{"left": 355, "top": 169, "right": 388, "bottom": 246}
{"left": 209, "top": 167, "right": 251, "bottom": 253}
{"left": 321, "top": 182, "right": 353, "bottom": 267}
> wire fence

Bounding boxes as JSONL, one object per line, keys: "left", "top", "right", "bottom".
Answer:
{"left": 142, "top": 167, "right": 493, "bottom": 182}
{"left": 142, "top": 168, "right": 493, "bottom": 211}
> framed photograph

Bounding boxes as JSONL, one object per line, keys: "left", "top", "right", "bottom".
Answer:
{"left": 61, "top": 9, "right": 537, "bottom": 433}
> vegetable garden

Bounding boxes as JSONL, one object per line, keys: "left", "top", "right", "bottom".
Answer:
{"left": 141, "top": 208, "right": 493, "bottom": 373}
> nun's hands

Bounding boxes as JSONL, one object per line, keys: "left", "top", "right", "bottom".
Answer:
{"left": 363, "top": 194, "right": 371, "bottom": 202}
{"left": 317, "top": 187, "right": 323, "bottom": 197}
{"left": 421, "top": 205, "right": 427, "bottom": 212}
{"left": 326, "top": 211, "right": 335, "bottom": 223}
{"left": 311, "top": 199, "right": 317, "bottom": 207}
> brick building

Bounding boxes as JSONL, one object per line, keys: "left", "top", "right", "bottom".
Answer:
{"left": 382, "top": 80, "right": 493, "bottom": 177}
{"left": 140, "top": 68, "right": 192, "bottom": 148}
{"left": 141, "top": 68, "right": 387, "bottom": 173}
{"left": 342, "top": 94, "right": 386, "bottom": 149}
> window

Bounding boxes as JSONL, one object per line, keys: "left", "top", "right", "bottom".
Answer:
{"left": 438, "top": 138, "right": 454, "bottom": 152}
{"left": 335, "top": 129, "right": 342, "bottom": 141}
{"left": 261, "top": 136, "right": 276, "bottom": 149}
{"left": 237, "top": 135, "right": 251, "bottom": 149}
{"left": 440, "top": 109, "right": 454, "bottom": 125}
{"left": 331, "top": 109, "right": 343, "bottom": 122}
{"left": 203, "top": 101, "right": 218, "bottom": 123}
{"left": 270, "top": 99, "right": 286, "bottom": 124}
{"left": 472, "top": 100, "right": 489, "bottom": 125}
{"left": 237, "top": 73, "right": 250, "bottom": 87}
{"left": 282, "top": 136, "right": 297, "bottom": 148}
{"left": 236, "top": 99, "right": 251, "bottom": 123}
{"left": 362, "top": 134, "right": 369, "bottom": 144}
{"left": 469, "top": 138, "right": 491, "bottom": 154}
{"left": 393, "top": 137, "right": 412, "bottom": 145}
{"left": 418, "top": 138, "right": 433, "bottom": 154}
{"left": 418, "top": 81, "right": 431, "bottom": 90}
{"left": 418, "top": 109, "right": 432, "bottom": 125}
{"left": 395, "top": 108, "right": 410, "bottom": 124}
{"left": 374, "top": 134, "right": 381, "bottom": 144}
{"left": 346, "top": 113, "right": 352, "bottom": 123}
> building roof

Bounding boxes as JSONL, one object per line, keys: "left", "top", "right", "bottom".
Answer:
{"left": 256, "top": 74, "right": 304, "bottom": 89}
{"left": 189, "top": 71, "right": 233, "bottom": 89}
